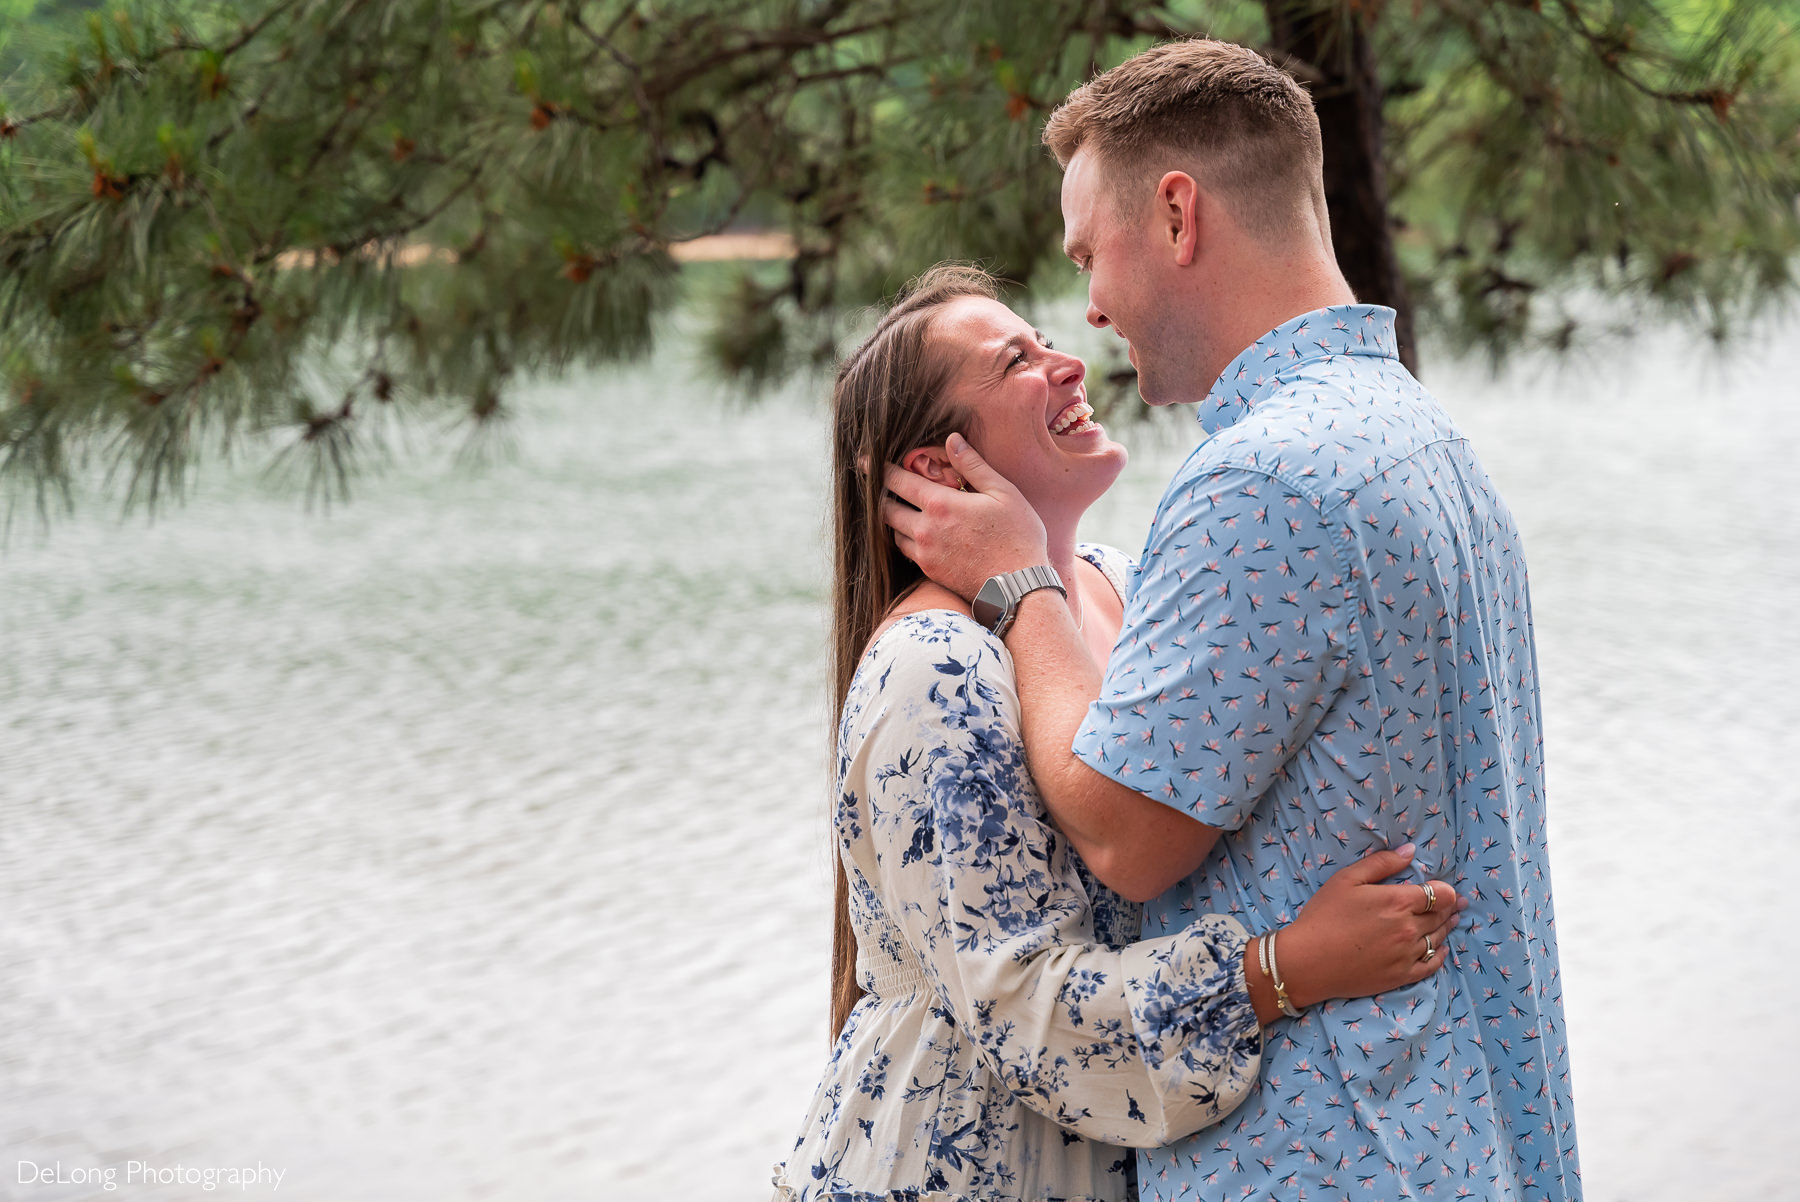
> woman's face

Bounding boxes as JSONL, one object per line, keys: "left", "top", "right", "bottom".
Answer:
{"left": 930, "top": 297, "right": 1128, "bottom": 517}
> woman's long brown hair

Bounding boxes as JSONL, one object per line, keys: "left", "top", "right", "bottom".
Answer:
{"left": 826, "top": 264, "right": 999, "bottom": 1041}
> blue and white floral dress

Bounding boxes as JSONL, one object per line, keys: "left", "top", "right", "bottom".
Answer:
{"left": 774, "top": 546, "right": 1264, "bottom": 1202}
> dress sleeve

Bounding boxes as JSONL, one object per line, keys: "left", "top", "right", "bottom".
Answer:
{"left": 853, "top": 616, "right": 1262, "bottom": 1148}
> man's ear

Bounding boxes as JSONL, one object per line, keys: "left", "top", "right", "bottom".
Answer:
{"left": 1157, "top": 170, "right": 1201, "bottom": 267}
{"left": 900, "top": 446, "right": 967, "bottom": 491}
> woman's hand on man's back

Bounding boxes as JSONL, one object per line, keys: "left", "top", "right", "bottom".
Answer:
{"left": 1268, "top": 844, "right": 1466, "bottom": 1012}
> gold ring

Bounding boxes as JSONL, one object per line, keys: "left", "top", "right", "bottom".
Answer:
{"left": 1421, "top": 934, "right": 1435, "bottom": 961}
{"left": 1421, "top": 882, "right": 1437, "bottom": 913}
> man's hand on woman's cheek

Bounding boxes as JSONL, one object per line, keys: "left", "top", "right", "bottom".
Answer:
{"left": 880, "top": 434, "right": 1049, "bottom": 601}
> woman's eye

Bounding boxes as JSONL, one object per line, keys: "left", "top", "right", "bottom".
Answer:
{"left": 1009, "top": 350, "right": 1028, "bottom": 369}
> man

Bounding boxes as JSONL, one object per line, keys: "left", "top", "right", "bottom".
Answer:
{"left": 881, "top": 38, "right": 1580, "bottom": 1202}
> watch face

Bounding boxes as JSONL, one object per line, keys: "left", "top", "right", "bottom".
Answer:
{"left": 971, "top": 578, "right": 1007, "bottom": 630}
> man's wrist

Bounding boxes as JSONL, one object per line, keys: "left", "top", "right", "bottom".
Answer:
{"left": 996, "top": 579, "right": 1073, "bottom": 639}
{"left": 975, "top": 565, "right": 1064, "bottom": 639}
{"left": 978, "top": 551, "right": 1050, "bottom": 587}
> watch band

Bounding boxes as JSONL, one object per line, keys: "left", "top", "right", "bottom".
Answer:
{"left": 972, "top": 566, "right": 1066, "bottom": 639}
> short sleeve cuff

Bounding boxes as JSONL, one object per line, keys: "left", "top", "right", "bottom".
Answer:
{"left": 1072, "top": 702, "right": 1256, "bottom": 831}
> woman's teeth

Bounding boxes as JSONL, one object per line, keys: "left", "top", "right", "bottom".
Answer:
{"left": 1050, "top": 401, "right": 1096, "bottom": 435}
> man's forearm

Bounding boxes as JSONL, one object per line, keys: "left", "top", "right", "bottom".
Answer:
{"left": 1003, "top": 589, "right": 1108, "bottom": 845}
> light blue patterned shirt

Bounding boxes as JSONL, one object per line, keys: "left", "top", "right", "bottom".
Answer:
{"left": 1072, "top": 306, "right": 1581, "bottom": 1202}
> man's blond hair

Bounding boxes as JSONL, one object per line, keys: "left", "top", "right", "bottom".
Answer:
{"left": 1043, "top": 39, "right": 1325, "bottom": 244}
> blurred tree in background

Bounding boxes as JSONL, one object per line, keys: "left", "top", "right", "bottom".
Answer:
{"left": 1, "top": 0, "right": 1795, "bottom": 509}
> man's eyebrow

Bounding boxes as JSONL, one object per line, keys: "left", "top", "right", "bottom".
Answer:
{"left": 1062, "top": 235, "right": 1087, "bottom": 262}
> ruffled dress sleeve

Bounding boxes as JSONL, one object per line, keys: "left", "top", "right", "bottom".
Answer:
{"left": 847, "top": 613, "right": 1263, "bottom": 1148}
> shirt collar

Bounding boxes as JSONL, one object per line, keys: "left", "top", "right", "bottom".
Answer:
{"left": 1195, "top": 304, "right": 1399, "bottom": 435}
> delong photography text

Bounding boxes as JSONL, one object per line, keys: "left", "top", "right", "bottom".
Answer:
{"left": 17, "top": 1160, "right": 286, "bottom": 1192}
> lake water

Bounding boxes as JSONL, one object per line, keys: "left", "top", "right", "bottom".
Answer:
{"left": 2, "top": 309, "right": 1796, "bottom": 1202}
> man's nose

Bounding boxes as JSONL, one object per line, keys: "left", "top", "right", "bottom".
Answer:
{"left": 1085, "top": 302, "right": 1110, "bottom": 330}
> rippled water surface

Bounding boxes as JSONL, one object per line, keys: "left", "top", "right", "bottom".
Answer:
{"left": 3, "top": 313, "right": 1796, "bottom": 1202}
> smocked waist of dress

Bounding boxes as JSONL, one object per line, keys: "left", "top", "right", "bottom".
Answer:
{"left": 856, "top": 944, "right": 928, "bottom": 1000}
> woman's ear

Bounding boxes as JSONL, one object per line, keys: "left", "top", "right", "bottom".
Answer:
{"left": 899, "top": 446, "right": 967, "bottom": 491}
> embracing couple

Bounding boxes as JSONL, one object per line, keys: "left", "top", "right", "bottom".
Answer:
{"left": 774, "top": 37, "right": 1579, "bottom": 1202}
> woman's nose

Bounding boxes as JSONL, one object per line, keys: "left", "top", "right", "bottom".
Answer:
{"left": 1051, "top": 351, "right": 1086, "bottom": 387}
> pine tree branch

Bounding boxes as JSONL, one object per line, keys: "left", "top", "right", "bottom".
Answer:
{"left": 4, "top": 0, "right": 1794, "bottom": 514}
{"left": 647, "top": 15, "right": 907, "bottom": 101}
{"left": 209, "top": 0, "right": 308, "bottom": 60}
{"left": 309, "top": 164, "right": 487, "bottom": 261}
{"left": 5, "top": 0, "right": 308, "bottom": 137}
{"left": 791, "top": 62, "right": 900, "bottom": 87}
{"left": 1116, "top": 5, "right": 1327, "bottom": 84}
{"left": 1550, "top": 0, "right": 1735, "bottom": 112}
{"left": 599, "top": 0, "right": 642, "bottom": 44}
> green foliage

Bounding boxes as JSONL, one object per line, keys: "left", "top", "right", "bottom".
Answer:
{"left": 0, "top": 0, "right": 1795, "bottom": 513}
{"left": 1383, "top": 0, "right": 1800, "bottom": 361}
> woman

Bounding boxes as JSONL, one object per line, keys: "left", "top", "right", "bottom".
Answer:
{"left": 773, "top": 266, "right": 1462, "bottom": 1201}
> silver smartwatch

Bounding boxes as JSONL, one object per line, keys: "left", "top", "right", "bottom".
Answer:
{"left": 971, "top": 566, "right": 1066, "bottom": 640}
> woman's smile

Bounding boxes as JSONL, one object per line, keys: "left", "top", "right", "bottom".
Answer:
{"left": 1048, "top": 398, "right": 1099, "bottom": 437}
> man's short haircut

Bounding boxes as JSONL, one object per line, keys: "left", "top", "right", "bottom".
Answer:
{"left": 1043, "top": 39, "right": 1325, "bottom": 244}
